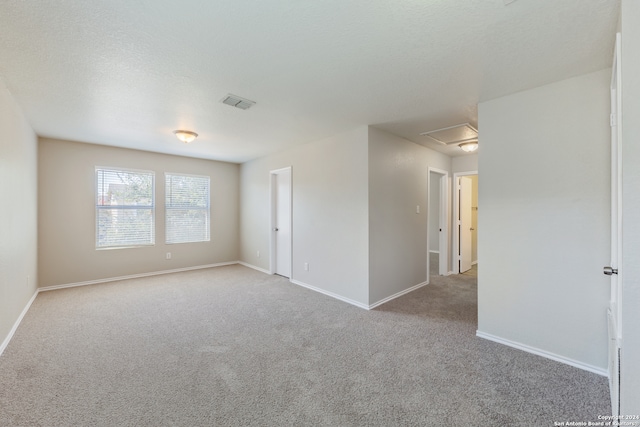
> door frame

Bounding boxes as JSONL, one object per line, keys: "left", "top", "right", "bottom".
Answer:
{"left": 453, "top": 170, "right": 478, "bottom": 274}
{"left": 427, "top": 167, "right": 450, "bottom": 277}
{"left": 269, "top": 166, "right": 293, "bottom": 277}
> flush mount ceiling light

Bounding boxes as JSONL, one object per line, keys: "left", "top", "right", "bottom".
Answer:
{"left": 173, "top": 130, "right": 198, "bottom": 144}
{"left": 459, "top": 140, "right": 479, "bottom": 152}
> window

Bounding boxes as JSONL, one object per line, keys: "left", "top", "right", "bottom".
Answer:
{"left": 96, "top": 168, "right": 155, "bottom": 248}
{"left": 165, "top": 173, "right": 210, "bottom": 244}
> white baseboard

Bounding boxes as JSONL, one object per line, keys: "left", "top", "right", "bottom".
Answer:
{"left": 289, "top": 279, "right": 370, "bottom": 310}
{"left": 476, "top": 330, "right": 607, "bottom": 377}
{"left": 369, "top": 281, "right": 429, "bottom": 310}
{"left": 238, "top": 261, "right": 271, "bottom": 275}
{"left": 38, "top": 262, "right": 239, "bottom": 292}
{"left": 290, "top": 279, "right": 429, "bottom": 311}
{"left": 0, "top": 290, "right": 38, "bottom": 357}
{"left": 429, "top": 250, "right": 440, "bottom": 254}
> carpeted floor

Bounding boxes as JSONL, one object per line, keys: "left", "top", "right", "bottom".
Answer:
{"left": 0, "top": 262, "right": 609, "bottom": 426}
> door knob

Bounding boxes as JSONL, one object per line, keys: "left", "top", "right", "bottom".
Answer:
{"left": 470, "top": 228, "right": 475, "bottom": 231}
{"left": 273, "top": 227, "right": 279, "bottom": 231}
{"left": 603, "top": 266, "right": 618, "bottom": 276}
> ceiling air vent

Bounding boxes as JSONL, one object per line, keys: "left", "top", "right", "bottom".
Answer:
{"left": 420, "top": 123, "right": 478, "bottom": 145}
{"left": 221, "top": 94, "right": 256, "bottom": 110}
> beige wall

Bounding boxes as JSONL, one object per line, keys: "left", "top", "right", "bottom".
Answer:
{"left": 0, "top": 79, "right": 38, "bottom": 350}
{"left": 240, "top": 127, "right": 370, "bottom": 305}
{"left": 368, "top": 127, "right": 451, "bottom": 304}
{"left": 478, "top": 69, "right": 611, "bottom": 371}
{"left": 38, "top": 138, "right": 239, "bottom": 287}
{"left": 452, "top": 153, "right": 478, "bottom": 173}
{"left": 239, "top": 126, "right": 453, "bottom": 307}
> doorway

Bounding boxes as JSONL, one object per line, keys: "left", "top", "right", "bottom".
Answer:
{"left": 453, "top": 171, "right": 478, "bottom": 274}
{"left": 428, "top": 168, "right": 449, "bottom": 277}
{"left": 270, "top": 167, "right": 292, "bottom": 278}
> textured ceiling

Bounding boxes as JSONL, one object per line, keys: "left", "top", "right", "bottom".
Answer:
{"left": 0, "top": 0, "right": 620, "bottom": 163}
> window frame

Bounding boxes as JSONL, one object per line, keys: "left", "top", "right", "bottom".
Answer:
{"left": 95, "top": 166, "right": 156, "bottom": 250}
{"left": 164, "top": 172, "right": 211, "bottom": 245}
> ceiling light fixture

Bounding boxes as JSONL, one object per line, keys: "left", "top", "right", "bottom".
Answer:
{"left": 173, "top": 130, "right": 198, "bottom": 144}
{"left": 458, "top": 140, "right": 478, "bottom": 152}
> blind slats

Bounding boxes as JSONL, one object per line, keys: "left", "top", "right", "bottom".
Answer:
{"left": 165, "top": 174, "right": 210, "bottom": 244}
{"left": 96, "top": 168, "right": 155, "bottom": 248}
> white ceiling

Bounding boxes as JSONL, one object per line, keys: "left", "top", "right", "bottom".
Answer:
{"left": 0, "top": 0, "right": 620, "bottom": 163}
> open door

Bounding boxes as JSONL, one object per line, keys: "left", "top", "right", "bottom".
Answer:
{"left": 605, "top": 32, "right": 622, "bottom": 417}
{"left": 459, "top": 177, "right": 473, "bottom": 273}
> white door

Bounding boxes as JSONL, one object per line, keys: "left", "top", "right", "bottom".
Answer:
{"left": 438, "top": 174, "right": 449, "bottom": 276}
{"left": 606, "top": 32, "right": 622, "bottom": 417}
{"left": 459, "top": 177, "right": 473, "bottom": 273}
{"left": 273, "top": 168, "right": 292, "bottom": 278}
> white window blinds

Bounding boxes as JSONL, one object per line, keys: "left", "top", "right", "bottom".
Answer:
{"left": 96, "top": 168, "right": 155, "bottom": 248}
{"left": 165, "top": 173, "right": 210, "bottom": 244}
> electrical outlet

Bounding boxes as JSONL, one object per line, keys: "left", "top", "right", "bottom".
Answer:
{"left": 304, "top": 262, "right": 309, "bottom": 271}
{"left": 416, "top": 205, "right": 420, "bottom": 214}
{"left": 257, "top": 250, "right": 260, "bottom": 258}
{"left": 166, "top": 252, "right": 172, "bottom": 260}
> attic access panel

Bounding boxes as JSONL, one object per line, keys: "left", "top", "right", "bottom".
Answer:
{"left": 420, "top": 123, "right": 478, "bottom": 145}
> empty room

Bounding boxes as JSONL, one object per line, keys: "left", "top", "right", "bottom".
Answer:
{"left": 1, "top": 0, "right": 639, "bottom": 425}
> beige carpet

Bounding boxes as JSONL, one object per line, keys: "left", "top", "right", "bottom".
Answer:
{"left": 0, "top": 264, "right": 609, "bottom": 426}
